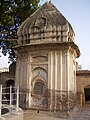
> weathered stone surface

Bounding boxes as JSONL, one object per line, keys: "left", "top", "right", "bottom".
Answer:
{"left": 17, "top": 2, "right": 75, "bottom": 46}
{"left": 23, "top": 105, "right": 90, "bottom": 120}
{"left": 1, "top": 106, "right": 23, "bottom": 120}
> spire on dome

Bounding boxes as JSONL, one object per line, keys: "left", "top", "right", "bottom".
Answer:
{"left": 49, "top": 0, "right": 51, "bottom": 3}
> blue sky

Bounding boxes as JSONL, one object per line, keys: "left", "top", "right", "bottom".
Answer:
{"left": 0, "top": 0, "right": 90, "bottom": 70}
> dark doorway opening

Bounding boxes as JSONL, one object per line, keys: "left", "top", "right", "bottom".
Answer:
{"left": 84, "top": 88, "right": 90, "bottom": 101}
{"left": 6, "top": 80, "right": 15, "bottom": 88}
{"left": 5, "top": 80, "right": 15, "bottom": 102}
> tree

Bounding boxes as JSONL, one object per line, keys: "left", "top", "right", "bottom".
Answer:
{"left": 0, "top": 0, "right": 40, "bottom": 62}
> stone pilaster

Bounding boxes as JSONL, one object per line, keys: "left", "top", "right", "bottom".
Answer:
{"left": 50, "top": 52, "right": 54, "bottom": 111}
{"left": 28, "top": 54, "right": 32, "bottom": 108}
{"left": 54, "top": 51, "right": 58, "bottom": 110}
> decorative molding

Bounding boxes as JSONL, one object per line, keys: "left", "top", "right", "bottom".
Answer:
{"left": 31, "top": 65, "right": 48, "bottom": 72}
{"left": 32, "top": 56, "right": 48, "bottom": 62}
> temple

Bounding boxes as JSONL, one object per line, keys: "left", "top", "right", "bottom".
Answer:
{"left": 14, "top": 2, "right": 80, "bottom": 110}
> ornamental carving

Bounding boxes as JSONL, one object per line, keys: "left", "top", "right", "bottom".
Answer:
{"left": 31, "top": 74, "right": 47, "bottom": 98}
{"left": 31, "top": 67, "right": 48, "bottom": 82}
{"left": 34, "top": 17, "right": 46, "bottom": 29}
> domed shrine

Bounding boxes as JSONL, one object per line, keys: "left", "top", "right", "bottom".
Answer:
{"left": 14, "top": 2, "right": 80, "bottom": 110}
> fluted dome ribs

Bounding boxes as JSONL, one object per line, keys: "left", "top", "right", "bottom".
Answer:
{"left": 17, "top": 2, "right": 75, "bottom": 46}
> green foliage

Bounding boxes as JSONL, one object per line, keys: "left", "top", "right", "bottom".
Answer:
{"left": 0, "top": 0, "right": 41, "bottom": 62}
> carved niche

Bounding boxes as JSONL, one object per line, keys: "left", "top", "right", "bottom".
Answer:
{"left": 31, "top": 67, "right": 47, "bottom": 97}
{"left": 34, "top": 81, "right": 45, "bottom": 95}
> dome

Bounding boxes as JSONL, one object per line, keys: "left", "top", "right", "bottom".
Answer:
{"left": 17, "top": 2, "right": 75, "bottom": 46}
{"left": 9, "top": 62, "right": 16, "bottom": 74}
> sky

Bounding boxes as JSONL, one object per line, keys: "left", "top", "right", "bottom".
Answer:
{"left": 0, "top": 0, "right": 90, "bottom": 70}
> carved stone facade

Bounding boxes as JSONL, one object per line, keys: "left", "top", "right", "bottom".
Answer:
{"left": 14, "top": 2, "right": 80, "bottom": 110}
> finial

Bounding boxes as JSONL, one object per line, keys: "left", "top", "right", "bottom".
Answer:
{"left": 49, "top": 0, "right": 51, "bottom": 3}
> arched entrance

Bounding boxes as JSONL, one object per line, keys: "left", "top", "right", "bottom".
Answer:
{"left": 5, "top": 80, "right": 15, "bottom": 102}
{"left": 6, "top": 80, "right": 15, "bottom": 87}
{"left": 84, "top": 86, "right": 90, "bottom": 103}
